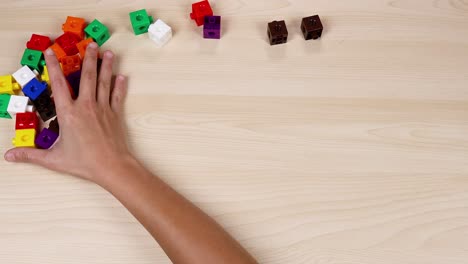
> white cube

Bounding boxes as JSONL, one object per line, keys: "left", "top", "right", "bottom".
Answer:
{"left": 12, "top": 66, "right": 38, "bottom": 87}
{"left": 7, "top": 95, "right": 34, "bottom": 117}
{"left": 148, "top": 19, "right": 172, "bottom": 48}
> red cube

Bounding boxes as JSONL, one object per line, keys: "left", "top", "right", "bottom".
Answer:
{"left": 26, "top": 34, "right": 52, "bottom": 51}
{"left": 15, "top": 112, "right": 39, "bottom": 131}
{"left": 190, "top": 0, "right": 213, "bottom": 26}
{"left": 55, "top": 32, "right": 81, "bottom": 56}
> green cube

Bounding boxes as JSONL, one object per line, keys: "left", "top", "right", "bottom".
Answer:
{"left": 21, "top": 49, "right": 44, "bottom": 72}
{"left": 84, "top": 19, "right": 111, "bottom": 46}
{"left": 0, "top": 94, "right": 11, "bottom": 119}
{"left": 129, "top": 9, "right": 154, "bottom": 35}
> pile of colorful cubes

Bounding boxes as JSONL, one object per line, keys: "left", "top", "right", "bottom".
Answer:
{"left": 0, "top": 16, "right": 110, "bottom": 149}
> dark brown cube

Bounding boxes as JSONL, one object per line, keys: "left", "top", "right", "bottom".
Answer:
{"left": 301, "top": 15, "right": 323, "bottom": 40}
{"left": 267, "top": 20, "right": 288, "bottom": 45}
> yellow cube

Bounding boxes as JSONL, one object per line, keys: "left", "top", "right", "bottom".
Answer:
{"left": 0, "top": 75, "right": 20, "bottom": 95}
{"left": 12, "top": 129, "right": 36, "bottom": 147}
{"left": 41, "top": 66, "right": 50, "bottom": 86}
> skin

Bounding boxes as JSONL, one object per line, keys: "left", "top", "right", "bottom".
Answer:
{"left": 4, "top": 42, "right": 258, "bottom": 264}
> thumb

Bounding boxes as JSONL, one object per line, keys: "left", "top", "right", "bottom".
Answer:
{"left": 4, "top": 148, "right": 51, "bottom": 167}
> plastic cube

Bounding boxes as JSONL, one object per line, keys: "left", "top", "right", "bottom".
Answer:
{"left": 26, "top": 34, "right": 52, "bottom": 51}
{"left": 129, "top": 9, "right": 154, "bottom": 35}
{"left": 33, "top": 92, "right": 56, "bottom": 122}
{"left": 62, "top": 16, "right": 86, "bottom": 39}
{"left": 41, "top": 66, "right": 50, "bottom": 86}
{"left": 35, "top": 128, "right": 59, "bottom": 149}
{"left": 301, "top": 15, "right": 323, "bottom": 40}
{"left": 190, "top": 0, "right": 213, "bottom": 26}
{"left": 12, "top": 129, "right": 36, "bottom": 147}
{"left": 0, "top": 94, "right": 11, "bottom": 119}
{"left": 148, "top": 19, "right": 172, "bottom": 48}
{"left": 55, "top": 32, "right": 81, "bottom": 56}
{"left": 21, "top": 49, "right": 44, "bottom": 72}
{"left": 15, "top": 112, "right": 39, "bottom": 131}
{"left": 7, "top": 95, "right": 34, "bottom": 117}
{"left": 12, "top": 66, "right": 38, "bottom": 88}
{"left": 203, "top": 16, "right": 221, "bottom": 39}
{"left": 0, "top": 75, "right": 20, "bottom": 95}
{"left": 267, "top": 20, "right": 288, "bottom": 45}
{"left": 76, "top": 38, "right": 93, "bottom": 58}
{"left": 84, "top": 19, "right": 110, "bottom": 46}
{"left": 49, "top": 43, "right": 67, "bottom": 60}
{"left": 22, "top": 78, "right": 48, "bottom": 101}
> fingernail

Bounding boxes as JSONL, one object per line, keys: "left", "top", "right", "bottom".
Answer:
{"left": 117, "top": 75, "right": 125, "bottom": 81}
{"left": 104, "top": 51, "right": 113, "bottom": 58}
{"left": 88, "top": 42, "right": 98, "bottom": 49}
{"left": 4, "top": 152, "right": 14, "bottom": 162}
{"left": 45, "top": 48, "right": 54, "bottom": 56}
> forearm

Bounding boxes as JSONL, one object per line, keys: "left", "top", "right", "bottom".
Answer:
{"left": 96, "top": 156, "right": 257, "bottom": 264}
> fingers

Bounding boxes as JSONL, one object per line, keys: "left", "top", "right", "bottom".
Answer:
{"left": 44, "top": 49, "right": 72, "bottom": 110}
{"left": 97, "top": 51, "right": 114, "bottom": 106}
{"left": 4, "top": 148, "right": 52, "bottom": 168}
{"left": 110, "top": 75, "right": 128, "bottom": 115}
{"left": 79, "top": 42, "right": 99, "bottom": 101}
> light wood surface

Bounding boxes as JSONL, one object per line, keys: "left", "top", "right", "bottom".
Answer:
{"left": 1, "top": 1, "right": 468, "bottom": 263}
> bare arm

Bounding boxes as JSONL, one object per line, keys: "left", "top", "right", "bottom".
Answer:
{"left": 4, "top": 42, "right": 257, "bottom": 264}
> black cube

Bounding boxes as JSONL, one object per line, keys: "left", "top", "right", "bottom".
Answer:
{"left": 301, "top": 15, "right": 323, "bottom": 40}
{"left": 267, "top": 20, "right": 288, "bottom": 45}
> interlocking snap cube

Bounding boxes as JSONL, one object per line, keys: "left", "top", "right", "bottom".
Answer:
{"left": 148, "top": 19, "right": 172, "bottom": 47}
{"left": 203, "top": 16, "right": 221, "bottom": 39}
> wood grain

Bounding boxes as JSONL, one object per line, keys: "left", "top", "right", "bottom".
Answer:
{"left": 1, "top": 1, "right": 468, "bottom": 263}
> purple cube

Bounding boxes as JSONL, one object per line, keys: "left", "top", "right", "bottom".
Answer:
{"left": 203, "top": 16, "right": 221, "bottom": 39}
{"left": 66, "top": 70, "right": 81, "bottom": 97}
{"left": 35, "top": 128, "right": 59, "bottom": 149}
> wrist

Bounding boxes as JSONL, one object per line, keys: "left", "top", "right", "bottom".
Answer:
{"left": 91, "top": 153, "right": 144, "bottom": 188}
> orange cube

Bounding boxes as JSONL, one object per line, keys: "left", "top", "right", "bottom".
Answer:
{"left": 76, "top": 38, "right": 94, "bottom": 59}
{"left": 62, "top": 16, "right": 86, "bottom": 39}
{"left": 49, "top": 43, "right": 67, "bottom": 61}
{"left": 60, "top": 54, "right": 81, "bottom": 76}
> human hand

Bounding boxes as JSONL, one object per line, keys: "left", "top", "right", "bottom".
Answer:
{"left": 4, "top": 42, "right": 132, "bottom": 184}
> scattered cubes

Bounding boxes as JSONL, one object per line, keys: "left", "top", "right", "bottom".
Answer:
{"left": 148, "top": 19, "right": 172, "bottom": 47}
{"left": 130, "top": 9, "right": 154, "bottom": 35}
{"left": 84, "top": 19, "right": 110, "bottom": 46}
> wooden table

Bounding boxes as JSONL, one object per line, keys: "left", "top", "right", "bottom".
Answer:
{"left": 1, "top": 1, "right": 467, "bottom": 263}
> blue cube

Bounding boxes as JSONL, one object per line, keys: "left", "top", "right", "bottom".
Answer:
{"left": 22, "top": 78, "right": 47, "bottom": 101}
